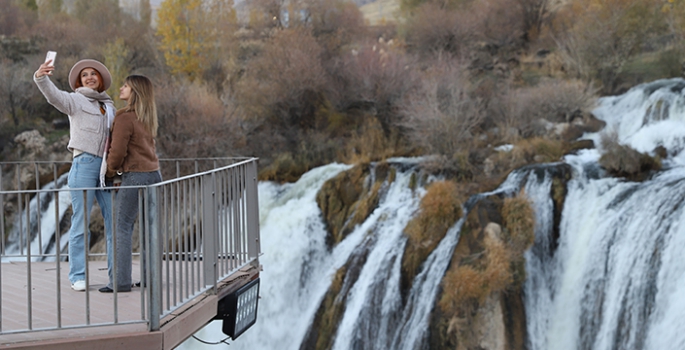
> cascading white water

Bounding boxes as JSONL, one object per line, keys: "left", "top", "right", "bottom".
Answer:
{"left": 180, "top": 78, "right": 685, "bottom": 350}
{"left": 524, "top": 78, "right": 685, "bottom": 350}
{"left": 2, "top": 172, "right": 71, "bottom": 261}
{"left": 181, "top": 158, "right": 469, "bottom": 349}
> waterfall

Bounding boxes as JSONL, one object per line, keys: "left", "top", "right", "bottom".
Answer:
{"left": 523, "top": 78, "right": 685, "bottom": 350}
{"left": 2, "top": 172, "right": 71, "bottom": 261}
{"left": 180, "top": 79, "right": 685, "bottom": 349}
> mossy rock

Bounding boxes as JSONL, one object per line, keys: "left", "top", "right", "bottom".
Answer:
{"left": 400, "top": 180, "right": 464, "bottom": 296}
{"left": 316, "top": 162, "right": 393, "bottom": 249}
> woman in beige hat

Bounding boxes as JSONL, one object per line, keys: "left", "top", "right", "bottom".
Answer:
{"left": 34, "top": 58, "right": 115, "bottom": 292}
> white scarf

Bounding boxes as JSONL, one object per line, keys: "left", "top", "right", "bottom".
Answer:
{"left": 99, "top": 104, "right": 116, "bottom": 187}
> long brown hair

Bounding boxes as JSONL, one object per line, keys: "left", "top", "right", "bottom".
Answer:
{"left": 121, "top": 75, "right": 158, "bottom": 137}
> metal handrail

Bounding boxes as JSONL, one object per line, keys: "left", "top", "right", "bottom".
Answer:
{"left": 0, "top": 158, "right": 261, "bottom": 334}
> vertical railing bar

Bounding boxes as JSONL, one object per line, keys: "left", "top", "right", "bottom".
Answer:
{"left": 242, "top": 166, "right": 249, "bottom": 263}
{"left": 232, "top": 169, "right": 241, "bottom": 269}
{"left": 163, "top": 182, "right": 171, "bottom": 309}
{"left": 228, "top": 169, "right": 235, "bottom": 268}
{"left": 240, "top": 167, "right": 247, "bottom": 265}
{"left": 112, "top": 189, "right": 119, "bottom": 324}
{"left": 35, "top": 165, "right": 42, "bottom": 258}
{"left": 247, "top": 160, "right": 261, "bottom": 259}
{"left": 165, "top": 185, "right": 172, "bottom": 311}
{"left": 160, "top": 184, "right": 167, "bottom": 312}
{"left": 226, "top": 169, "right": 233, "bottom": 272}
{"left": 195, "top": 173, "right": 201, "bottom": 291}
{"left": 18, "top": 169, "right": 24, "bottom": 255}
{"left": 54, "top": 164, "right": 62, "bottom": 328}
{"left": 0, "top": 166, "right": 3, "bottom": 331}
{"left": 228, "top": 170, "right": 235, "bottom": 271}
{"left": 220, "top": 170, "right": 227, "bottom": 277}
{"left": 181, "top": 180, "right": 188, "bottom": 302}
{"left": 171, "top": 182, "right": 178, "bottom": 308}
{"left": 0, "top": 164, "right": 5, "bottom": 255}
{"left": 139, "top": 188, "right": 147, "bottom": 319}
{"left": 25, "top": 194, "right": 32, "bottom": 330}
{"left": 187, "top": 176, "right": 193, "bottom": 295}
{"left": 83, "top": 190, "right": 91, "bottom": 326}
{"left": 148, "top": 187, "right": 162, "bottom": 331}
{"left": 159, "top": 183, "right": 168, "bottom": 308}
{"left": 201, "top": 173, "right": 217, "bottom": 291}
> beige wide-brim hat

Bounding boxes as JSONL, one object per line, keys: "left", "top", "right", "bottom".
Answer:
{"left": 68, "top": 59, "right": 112, "bottom": 91}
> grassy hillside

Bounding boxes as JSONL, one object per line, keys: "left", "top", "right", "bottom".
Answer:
{"left": 359, "top": 0, "right": 400, "bottom": 25}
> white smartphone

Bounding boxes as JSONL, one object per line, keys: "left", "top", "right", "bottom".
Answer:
{"left": 45, "top": 51, "right": 56, "bottom": 66}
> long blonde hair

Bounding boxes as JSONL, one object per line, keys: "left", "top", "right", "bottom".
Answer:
{"left": 121, "top": 75, "right": 158, "bottom": 137}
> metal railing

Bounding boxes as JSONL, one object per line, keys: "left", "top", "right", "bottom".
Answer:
{"left": 0, "top": 158, "right": 261, "bottom": 334}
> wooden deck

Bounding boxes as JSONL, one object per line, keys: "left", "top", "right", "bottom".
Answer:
{"left": 0, "top": 260, "right": 259, "bottom": 349}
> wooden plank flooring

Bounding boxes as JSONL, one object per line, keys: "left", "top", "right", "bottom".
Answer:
{"left": 0, "top": 260, "right": 144, "bottom": 334}
{"left": 0, "top": 258, "right": 260, "bottom": 349}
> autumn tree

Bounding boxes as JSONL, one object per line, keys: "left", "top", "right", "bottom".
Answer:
{"left": 0, "top": 0, "right": 37, "bottom": 36}
{"left": 552, "top": 0, "right": 666, "bottom": 92}
{"left": 247, "top": 0, "right": 286, "bottom": 30}
{"left": 400, "top": 60, "right": 483, "bottom": 157}
{"left": 329, "top": 41, "right": 417, "bottom": 136}
{"left": 36, "top": 0, "right": 63, "bottom": 18}
{"left": 517, "top": 0, "right": 550, "bottom": 41}
{"left": 233, "top": 28, "right": 328, "bottom": 131}
{"left": 156, "top": 0, "right": 238, "bottom": 81}
{"left": 102, "top": 38, "right": 130, "bottom": 103}
{"left": 298, "top": 0, "right": 366, "bottom": 57}
{"left": 402, "top": 0, "right": 523, "bottom": 58}
{"left": 0, "top": 59, "right": 35, "bottom": 127}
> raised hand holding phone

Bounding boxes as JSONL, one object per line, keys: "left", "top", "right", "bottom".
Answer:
{"left": 45, "top": 51, "right": 56, "bottom": 67}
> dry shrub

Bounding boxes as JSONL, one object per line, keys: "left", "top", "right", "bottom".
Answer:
{"left": 599, "top": 133, "right": 661, "bottom": 181}
{"left": 156, "top": 81, "right": 245, "bottom": 162}
{"left": 402, "top": 180, "right": 464, "bottom": 290}
{"left": 420, "top": 152, "right": 477, "bottom": 182}
{"left": 496, "top": 79, "right": 597, "bottom": 139}
{"left": 482, "top": 235, "right": 513, "bottom": 294}
{"left": 485, "top": 138, "right": 565, "bottom": 182}
{"left": 0, "top": 1, "right": 35, "bottom": 36}
{"left": 406, "top": 181, "right": 464, "bottom": 242}
{"left": 234, "top": 28, "right": 328, "bottom": 129}
{"left": 400, "top": 59, "right": 484, "bottom": 158}
{"left": 517, "top": 0, "right": 551, "bottom": 42}
{"left": 510, "top": 137, "right": 565, "bottom": 163}
{"left": 340, "top": 117, "right": 399, "bottom": 164}
{"left": 403, "top": 0, "right": 523, "bottom": 57}
{"left": 471, "top": 0, "right": 524, "bottom": 46}
{"left": 301, "top": 0, "right": 367, "bottom": 56}
{"left": 438, "top": 236, "right": 513, "bottom": 314}
{"left": 402, "top": 2, "right": 476, "bottom": 57}
{"left": 502, "top": 196, "right": 535, "bottom": 255}
{"left": 439, "top": 265, "right": 486, "bottom": 313}
{"left": 552, "top": 0, "right": 666, "bottom": 92}
{"left": 329, "top": 41, "right": 418, "bottom": 135}
{"left": 259, "top": 129, "right": 341, "bottom": 182}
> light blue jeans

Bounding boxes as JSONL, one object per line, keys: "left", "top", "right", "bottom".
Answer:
{"left": 67, "top": 153, "right": 113, "bottom": 284}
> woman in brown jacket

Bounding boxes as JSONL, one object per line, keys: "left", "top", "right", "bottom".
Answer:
{"left": 100, "top": 75, "right": 161, "bottom": 293}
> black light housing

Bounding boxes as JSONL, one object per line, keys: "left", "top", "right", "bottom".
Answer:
{"left": 216, "top": 278, "right": 260, "bottom": 339}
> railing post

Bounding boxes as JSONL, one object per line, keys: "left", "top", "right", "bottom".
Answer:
{"left": 245, "top": 160, "right": 261, "bottom": 258}
{"left": 148, "top": 186, "right": 162, "bottom": 331}
{"left": 202, "top": 173, "right": 217, "bottom": 291}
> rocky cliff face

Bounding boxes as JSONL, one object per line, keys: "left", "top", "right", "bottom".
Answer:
{"left": 307, "top": 159, "right": 573, "bottom": 350}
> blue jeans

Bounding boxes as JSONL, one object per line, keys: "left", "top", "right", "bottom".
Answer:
{"left": 67, "top": 153, "right": 113, "bottom": 284}
{"left": 110, "top": 170, "right": 162, "bottom": 291}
